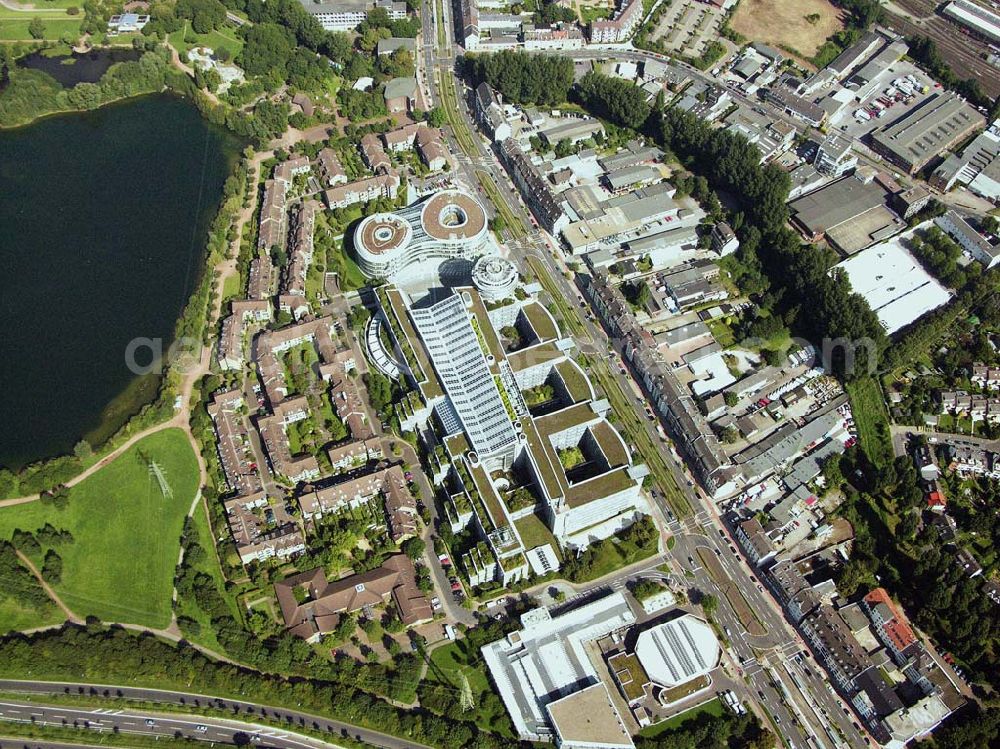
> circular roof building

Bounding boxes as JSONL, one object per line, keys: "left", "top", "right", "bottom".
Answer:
{"left": 421, "top": 191, "right": 488, "bottom": 245}
{"left": 353, "top": 190, "right": 493, "bottom": 281}
{"left": 634, "top": 614, "right": 719, "bottom": 688}
{"left": 471, "top": 255, "right": 519, "bottom": 301}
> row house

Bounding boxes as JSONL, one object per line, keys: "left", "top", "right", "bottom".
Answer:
{"left": 323, "top": 171, "right": 400, "bottom": 210}
{"left": 257, "top": 396, "right": 322, "bottom": 483}
{"left": 589, "top": 0, "right": 642, "bottom": 43}
{"left": 207, "top": 389, "right": 261, "bottom": 496}
{"left": 971, "top": 363, "right": 1000, "bottom": 390}
{"left": 382, "top": 123, "right": 449, "bottom": 171}
{"left": 298, "top": 464, "right": 418, "bottom": 542}
{"left": 584, "top": 272, "right": 735, "bottom": 497}
{"left": 861, "top": 588, "right": 917, "bottom": 665}
{"left": 939, "top": 389, "right": 1000, "bottom": 422}
{"left": 361, "top": 133, "right": 391, "bottom": 173}
{"left": 225, "top": 491, "right": 306, "bottom": 564}
{"left": 258, "top": 178, "right": 288, "bottom": 253}
{"left": 218, "top": 299, "right": 272, "bottom": 371}
{"left": 274, "top": 155, "right": 310, "bottom": 184}
{"left": 735, "top": 517, "right": 776, "bottom": 566}
{"left": 279, "top": 202, "right": 317, "bottom": 321}
{"left": 317, "top": 148, "right": 347, "bottom": 187}
{"left": 949, "top": 444, "right": 1000, "bottom": 479}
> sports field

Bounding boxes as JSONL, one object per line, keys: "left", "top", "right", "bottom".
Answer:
{"left": 731, "top": 0, "right": 844, "bottom": 61}
{"left": 0, "top": 428, "right": 199, "bottom": 629}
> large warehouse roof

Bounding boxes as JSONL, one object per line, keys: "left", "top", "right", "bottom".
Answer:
{"left": 634, "top": 614, "right": 720, "bottom": 688}
{"left": 943, "top": 0, "right": 1000, "bottom": 44}
{"left": 871, "top": 92, "right": 985, "bottom": 172}
{"left": 546, "top": 684, "right": 634, "bottom": 749}
{"left": 835, "top": 234, "right": 952, "bottom": 334}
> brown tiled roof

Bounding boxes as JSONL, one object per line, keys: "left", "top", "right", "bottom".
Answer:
{"left": 275, "top": 554, "right": 431, "bottom": 639}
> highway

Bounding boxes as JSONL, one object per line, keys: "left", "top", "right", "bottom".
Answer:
{"left": 0, "top": 681, "right": 430, "bottom": 749}
{"left": 416, "top": 7, "right": 873, "bottom": 746}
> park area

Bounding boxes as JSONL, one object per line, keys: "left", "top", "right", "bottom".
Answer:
{"left": 845, "top": 377, "right": 894, "bottom": 469}
{"left": 0, "top": 428, "right": 199, "bottom": 631}
{"left": 731, "top": 0, "right": 844, "bottom": 62}
{"left": 167, "top": 20, "right": 244, "bottom": 59}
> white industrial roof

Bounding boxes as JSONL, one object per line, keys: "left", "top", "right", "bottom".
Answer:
{"left": 481, "top": 592, "right": 636, "bottom": 741}
{"left": 835, "top": 233, "right": 952, "bottom": 335}
{"left": 634, "top": 614, "right": 720, "bottom": 688}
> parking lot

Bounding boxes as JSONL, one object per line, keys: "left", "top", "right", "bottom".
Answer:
{"left": 650, "top": 0, "right": 726, "bottom": 57}
{"left": 827, "top": 60, "right": 941, "bottom": 140}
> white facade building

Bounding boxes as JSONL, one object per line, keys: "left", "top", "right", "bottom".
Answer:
{"left": 299, "top": 0, "right": 404, "bottom": 30}
{"left": 411, "top": 293, "right": 520, "bottom": 459}
{"left": 353, "top": 190, "right": 495, "bottom": 281}
{"left": 472, "top": 255, "right": 519, "bottom": 300}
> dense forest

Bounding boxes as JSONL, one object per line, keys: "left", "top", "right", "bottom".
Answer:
{"left": 464, "top": 50, "right": 575, "bottom": 106}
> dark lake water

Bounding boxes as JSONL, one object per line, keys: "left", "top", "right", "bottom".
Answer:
{"left": 17, "top": 48, "right": 142, "bottom": 87}
{"left": 0, "top": 94, "right": 242, "bottom": 469}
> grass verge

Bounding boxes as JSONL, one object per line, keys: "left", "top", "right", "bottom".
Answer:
{"left": 846, "top": 376, "right": 893, "bottom": 468}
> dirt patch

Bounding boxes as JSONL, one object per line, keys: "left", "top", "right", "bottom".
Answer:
{"left": 731, "top": 0, "right": 845, "bottom": 60}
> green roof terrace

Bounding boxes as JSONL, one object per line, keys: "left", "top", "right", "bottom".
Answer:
{"left": 507, "top": 341, "right": 565, "bottom": 373}
{"left": 521, "top": 301, "right": 561, "bottom": 342}
{"left": 464, "top": 288, "right": 507, "bottom": 366}
{"left": 565, "top": 466, "right": 637, "bottom": 508}
{"left": 590, "top": 420, "right": 629, "bottom": 467}
{"left": 536, "top": 402, "right": 597, "bottom": 437}
{"left": 521, "top": 418, "right": 565, "bottom": 501}
{"left": 555, "top": 359, "right": 595, "bottom": 404}
{"left": 514, "top": 513, "right": 563, "bottom": 559}
{"left": 380, "top": 287, "right": 444, "bottom": 400}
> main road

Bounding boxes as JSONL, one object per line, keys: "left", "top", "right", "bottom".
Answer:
{"left": 418, "top": 7, "right": 871, "bottom": 747}
{"left": 0, "top": 680, "right": 430, "bottom": 749}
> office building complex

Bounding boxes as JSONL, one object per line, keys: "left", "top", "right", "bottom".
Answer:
{"left": 353, "top": 190, "right": 495, "bottom": 281}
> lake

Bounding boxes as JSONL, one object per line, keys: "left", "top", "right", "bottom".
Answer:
{"left": 0, "top": 94, "right": 242, "bottom": 469}
{"left": 17, "top": 48, "right": 143, "bottom": 88}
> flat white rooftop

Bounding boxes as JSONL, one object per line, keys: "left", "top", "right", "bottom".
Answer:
{"left": 835, "top": 232, "right": 952, "bottom": 335}
{"left": 635, "top": 614, "right": 719, "bottom": 688}
{"left": 481, "top": 591, "right": 636, "bottom": 741}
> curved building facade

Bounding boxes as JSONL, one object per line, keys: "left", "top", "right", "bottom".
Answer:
{"left": 354, "top": 190, "right": 493, "bottom": 281}
{"left": 471, "top": 255, "right": 519, "bottom": 301}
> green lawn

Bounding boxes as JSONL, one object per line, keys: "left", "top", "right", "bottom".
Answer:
{"left": 168, "top": 21, "right": 244, "bottom": 59}
{"left": 424, "top": 642, "right": 511, "bottom": 734}
{"left": 0, "top": 429, "right": 199, "bottom": 629}
{"left": 221, "top": 271, "right": 242, "bottom": 302}
{"left": 0, "top": 596, "right": 61, "bottom": 635}
{"left": 846, "top": 376, "right": 894, "bottom": 468}
{"left": 638, "top": 696, "right": 725, "bottom": 737}
{"left": 571, "top": 533, "right": 658, "bottom": 582}
{"left": 0, "top": 17, "right": 82, "bottom": 40}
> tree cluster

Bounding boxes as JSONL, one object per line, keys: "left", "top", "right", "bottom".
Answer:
{"left": 175, "top": 0, "right": 227, "bottom": 33}
{"left": 0, "top": 624, "right": 515, "bottom": 749}
{"left": 907, "top": 35, "right": 996, "bottom": 113}
{"left": 654, "top": 106, "right": 886, "bottom": 376}
{"left": 576, "top": 71, "right": 650, "bottom": 130}
{"left": 834, "top": 453, "right": 1000, "bottom": 689}
{"left": 0, "top": 541, "right": 52, "bottom": 615}
{"left": 465, "top": 50, "right": 575, "bottom": 106}
{"left": 634, "top": 709, "right": 774, "bottom": 749}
